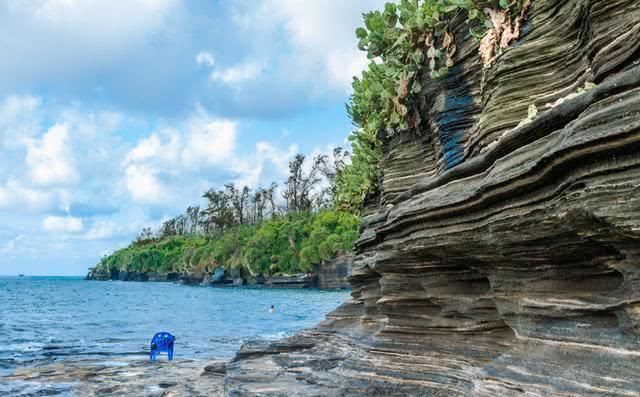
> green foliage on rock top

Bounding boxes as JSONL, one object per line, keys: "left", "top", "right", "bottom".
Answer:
{"left": 337, "top": 0, "right": 529, "bottom": 212}
{"left": 93, "top": 209, "right": 360, "bottom": 277}
{"left": 334, "top": 126, "right": 382, "bottom": 212}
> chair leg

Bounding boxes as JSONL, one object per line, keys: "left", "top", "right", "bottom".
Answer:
{"left": 168, "top": 346, "right": 173, "bottom": 361}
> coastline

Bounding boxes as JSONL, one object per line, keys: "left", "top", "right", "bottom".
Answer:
{"left": 86, "top": 252, "right": 354, "bottom": 290}
{"left": 1, "top": 277, "right": 350, "bottom": 396}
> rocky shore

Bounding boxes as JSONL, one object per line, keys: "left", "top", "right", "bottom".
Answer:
{"left": 4, "top": 357, "right": 227, "bottom": 397}
{"left": 87, "top": 253, "right": 353, "bottom": 290}
{"left": 223, "top": 1, "right": 640, "bottom": 395}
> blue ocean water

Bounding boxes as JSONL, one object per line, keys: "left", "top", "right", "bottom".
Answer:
{"left": 0, "top": 277, "right": 349, "bottom": 377}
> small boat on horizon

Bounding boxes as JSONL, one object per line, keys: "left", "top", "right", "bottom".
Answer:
{"left": 18, "top": 274, "right": 25, "bottom": 277}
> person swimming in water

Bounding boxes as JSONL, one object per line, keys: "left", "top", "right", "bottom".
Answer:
{"left": 269, "top": 305, "right": 275, "bottom": 313}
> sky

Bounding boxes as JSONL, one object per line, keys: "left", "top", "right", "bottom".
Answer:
{"left": 0, "top": 0, "right": 387, "bottom": 276}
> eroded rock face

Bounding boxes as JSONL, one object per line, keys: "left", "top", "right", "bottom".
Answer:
{"left": 226, "top": 0, "right": 640, "bottom": 395}
{"left": 314, "top": 253, "right": 353, "bottom": 289}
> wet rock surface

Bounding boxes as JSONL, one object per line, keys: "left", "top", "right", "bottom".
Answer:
{"left": 3, "top": 357, "right": 226, "bottom": 397}
{"left": 225, "top": 0, "right": 640, "bottom": 395}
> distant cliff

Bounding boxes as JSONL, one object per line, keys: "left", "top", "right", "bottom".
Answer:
{"left": 88, "top": 209, "right": 358, "bottom": 289}
{"left": 87, "top": 252, "right": 353, "bottom": 290}
{"left": 225, "top": 0, "right": 640, "bottom": 395}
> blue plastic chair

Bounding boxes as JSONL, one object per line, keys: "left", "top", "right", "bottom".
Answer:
{"left": 150, "top": 332, "right": 175, "bottom": 361}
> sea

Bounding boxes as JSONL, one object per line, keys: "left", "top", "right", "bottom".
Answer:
{"left": 0, "top": 276, "right": 350, "bottom": 394}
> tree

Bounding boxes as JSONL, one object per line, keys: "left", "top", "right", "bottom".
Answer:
{"left": 264, "top": 182, "right": 278, "bottom": 219}
{"left": 227, "top": 184, "right": 251, "bottom": 225}
{"left": 321, "top": 147, "right": 349, "bottom": 205}
{"left": 135, "top": 227, "right": 155, "bottom": 244}
{"left": 185, "top": 206, "right": 200, "bottom": 234}
{"left": 283, "top": 154, "right": 325, "bottom": 213}
{"left": 202, "top": 188, "right": 234, "bottom": 232}
{"left": 159, "top": 218, "right": 177, "bottom": 238}
{"left": 175, "top": 214, "right": 188, "bottom": 235}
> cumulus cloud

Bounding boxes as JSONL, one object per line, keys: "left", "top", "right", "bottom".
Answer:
{"left": 123, "top": 111, "right": 239, "bottom": 203}
{"left": 210, "top": 61, "right": 263, "bottom": 85}
{"left": 84, "top": 220, "right": 118, "bottom": 240}
{"left": 0, "top": 95, "right": 40, "bottom": 146}
{"left": 0, "top": 0, "right": 188, "bottom": 116}
{"left": 43, "top": 216, "right": 84, "bottom": 233}
{"left": 196, "top": 51, "right": 215, "bottom": 67}
{"left": 25, "top": 123, "right": 78, "bottom": 186}
{"left": 0, "top": 178, "right": 55, "bottom": 211}
{"left": 123, "top": 107, "right": 302, "bottom": 204}
{"left": 0, "top": 96, "right": 127, "bottom": 216}
{"left": 125, "top": 130, "right": 180, "bottom": 164}
{"left": 1, "top": 0, "right": 179, "bottom": 68}
{"left": 236, "top": 0, "right": 386, "bottom": 92}
{"left": 231, "top": 141, "right": 298, "bottom": 188}
{"left": 124, "top": 164, "right": 168, "bottom": 204}
{"left": 182, "top": 118, "right": 237, "bottom": 165}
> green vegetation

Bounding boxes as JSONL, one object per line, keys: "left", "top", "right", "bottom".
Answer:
{"left": 94, "top": 209, "right": 359, "bottom": 277}
{"left": 336, "top": 0, "right": 530, "bottom": 211}
{"left": 92, "top": 152, "right": 360, "bottom": 278}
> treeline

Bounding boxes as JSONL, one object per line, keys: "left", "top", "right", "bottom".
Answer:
{"left": 93, "top": 150, "right": 360, "bottom": 277}
{"left": 137, "top": 150, "right": 347, "bottom": 243}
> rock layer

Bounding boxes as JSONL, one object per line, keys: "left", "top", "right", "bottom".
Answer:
{"left": 226, "top": 1, "right": 640, "bottom": 395}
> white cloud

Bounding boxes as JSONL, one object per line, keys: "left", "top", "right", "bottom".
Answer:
{"left": 211, "top": 61, "right": 263, "bottom": 84}
{"left": 182, "top": 118, "right": 237, "bottom": 165}
{"left": 3, "top": 0, "right": 179, "bottom": 59}
{"left": 25, "top": 123, "right": 78, "bottom": 186}
{"left": 84, "top": 220, "right": 118, "bottom": 240}
{"left": 0, "top": 95, "right": 41, "bottom": 147}
{"left": 239, "top": 0, "right": 386, "bottom": 92}
{"left": 43, "top": 215, "right": 83, "bottom": 233}
{"left": 196, "top": 51, "right": 215, "bottom": 67}
{"left": 125, "top": 164, "right": 168, "bottom": 204}
{"left": 123, "top": 107, "right": 299, "bottom": 202}
{"left": 125, "top": 130, "right": 180, "bottom": 164}
{"left": 231, "top": 141, "right": 297, "bottom": 188}
{"left": 0, "top": 178, "right": 55, "bottom": 211}
{"left": 124, "top": 111, "right": 239, "bottom": 203}
{"left": 1, "top": 234, "right": 25, "bottom": 253}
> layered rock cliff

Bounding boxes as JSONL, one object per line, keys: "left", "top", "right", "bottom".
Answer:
{"left": 225, "top": 0, "right": 640, "bottom": 395}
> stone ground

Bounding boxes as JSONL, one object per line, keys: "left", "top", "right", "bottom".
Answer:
{"left": 3, "top": 357, "right": 228, "bottom": 396}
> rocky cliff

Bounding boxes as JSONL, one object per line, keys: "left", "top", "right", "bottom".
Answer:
{"left": 313, "top": 252, "right": 353, "bottom": 289}
{"left": 225, "top": 1, "right": 640, "bottom": 395}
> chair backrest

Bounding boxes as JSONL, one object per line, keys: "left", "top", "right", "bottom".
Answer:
{"left": 151, "top": 332, "right": 175, "bottom": 351}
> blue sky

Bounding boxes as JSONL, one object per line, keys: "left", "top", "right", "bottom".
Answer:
{"left": 0, "top": 0, "right": 386, "bottom": 276}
